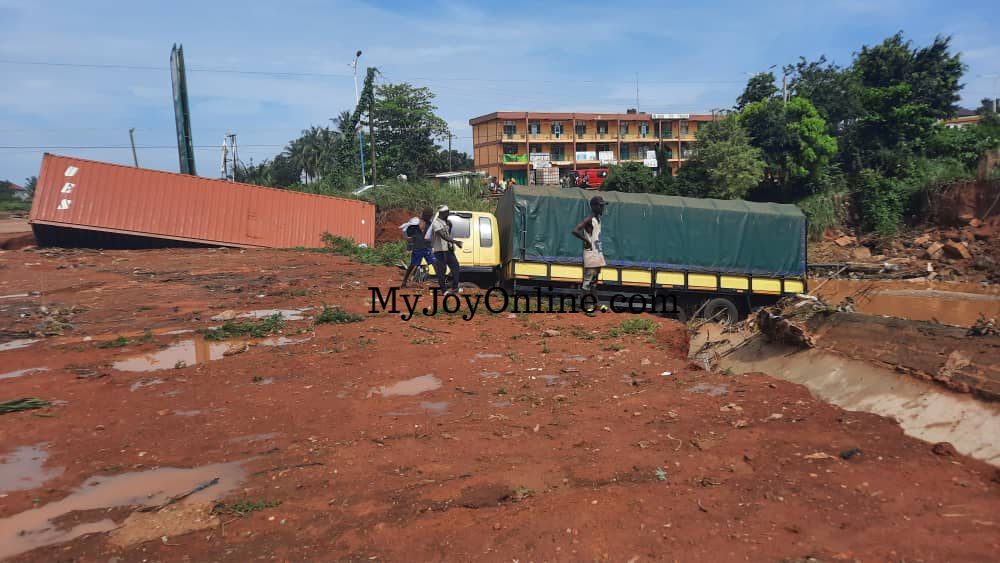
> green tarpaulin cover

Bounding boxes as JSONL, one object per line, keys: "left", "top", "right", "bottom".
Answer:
{"left": 496, "top": 186, "right": 806, "bottom": 277}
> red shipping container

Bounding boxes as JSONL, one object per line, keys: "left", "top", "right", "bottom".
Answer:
{"left": 29, "top": 154, "right": 374, "bottom": 248}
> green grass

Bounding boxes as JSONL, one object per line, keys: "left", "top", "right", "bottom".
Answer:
{"left": 570, "top": 327, "right": 596, "bottom": 340}
{"left": 201, "top": 314, "right": 284, "bottom": 340}
{"left": 1, "top": 397, "right": 52, "bottom": 414}
{"left": 96, "top": 335, "right": 130, "bottom": 349}
{"left": 0, "top": 201, "right": 31, "bottom": 212}
{"left": 314, "top": 305, "right": 365, "bottom": 325}
{"left": 607, "top": 318, "right": 658, "bottom": 337}
{"left": 220, "top": 499, "right": 282, "bottom": 517}
{"left": 319, "top": 233, "right": 408, "bottom": 266}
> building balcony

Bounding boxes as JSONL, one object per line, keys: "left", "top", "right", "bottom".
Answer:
{"left": 528, "top": 133, "right": 573, "bottom": 142}
{"left": 502, "top": 132, "right": 526, "bottom": 141}
{"left": 502, "top": 154, "right": 529, "bottom": 164}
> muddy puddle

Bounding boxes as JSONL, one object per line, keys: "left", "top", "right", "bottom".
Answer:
{"left": 692, "top": 330, "right": 1000, "bottom": 467}
{"left": 386, "top": 401, "right": 451, "bottom": 416}
{"left": 0, "top": 338, "right": 40, "bottom": 352}
{"left": 112, "top": 336, "right": 311, "bottom": 372}
{"left": 239, "top": 309, "right": 308, "bottom": 321}
{"left": 813, "top": 279, "right": 1000, "bottom": 326}
{"left": 0, "top": 460, "right": 245, "bottom": 559}
{"left": 0, "top": 367, "right": 48, "bottom": 380}
{"left": 0, "top": 443, "right": 64, "bottom": 493}
{"left": 368, "top": 375, "right": 442, "bottom": 397}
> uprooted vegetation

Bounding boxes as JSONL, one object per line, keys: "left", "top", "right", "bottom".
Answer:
{"left": 607, "top": 317, "right": 658, "bottom": 337}
{"left": 314, "top": 305, "right": 365, "bottom": 325}
{"left": 200, "top": 314, "right": 285, "bottom": 340}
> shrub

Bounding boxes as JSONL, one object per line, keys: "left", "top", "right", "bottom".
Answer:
{"left": 320, "top": 233, "right": 407, "bottom": 266}
{"left": 315, "top": 305, "right": 365, "bottom": 325}
{"left": 797, "top": 191, "right": 844, "bottom": 241}
{"left": 602, "top": 162, "right": 655, "bottom": 193}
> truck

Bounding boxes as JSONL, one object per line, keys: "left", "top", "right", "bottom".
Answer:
{"left": 427, "top": 186, "right": 807, "bottom": 323}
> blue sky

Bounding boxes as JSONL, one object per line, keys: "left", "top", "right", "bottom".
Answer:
{"left": 1, "top": 0, "right": 998, "bottom": 182}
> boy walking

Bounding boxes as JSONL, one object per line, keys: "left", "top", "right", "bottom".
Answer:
{"left": 571, "top": 195, "right": 607, "bottom": 310}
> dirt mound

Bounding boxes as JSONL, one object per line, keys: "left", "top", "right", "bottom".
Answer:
{"left": 375, "top": 208, "right": 417, "bottom": 244}
{"left": 0, "top": 231, "right": 36, "bottom": 250}
{"left": 2, "top": 248, "right": 999, "bottom": 561}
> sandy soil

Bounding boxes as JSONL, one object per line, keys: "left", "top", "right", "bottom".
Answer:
{"left": 1, "top": 247, "right": 998, "bottom": 562}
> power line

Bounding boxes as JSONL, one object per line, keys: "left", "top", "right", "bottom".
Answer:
{"left": 0, "top": 58, "right": 746, "bottom": 85}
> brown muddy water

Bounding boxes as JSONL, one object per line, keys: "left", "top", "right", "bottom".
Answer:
{"left": 0, "top": 460, "right": 246, "bottom": 559}
{"left": 112, "top": 336, "right": 312, "bottom": 372}
{"left": 691, "top": 329, "right": 1000, "bottom": 468}
{"left": 812, "top": 279, "right": 1000, "bottom": 326}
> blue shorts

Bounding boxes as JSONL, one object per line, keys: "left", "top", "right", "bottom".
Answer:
{"left": 410, "top": 247, "right": 435, "bottom": 267}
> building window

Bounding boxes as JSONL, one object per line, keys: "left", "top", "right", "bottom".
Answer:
{"left": 661, "top": 121, "right": 674, "bottom": 138}
{"left": 550, "top": 145, "right": 565, "bottom": 161}
{"left": 680, "top": 120, "right": 690, "bottom": 136}
{"left": 597, "top": 121, "right": 608, "bottom": 134}
{"left": 639, "top": 123, "right": 649, "bottom": 138}
{"left": 596, "top": 143, "right": 611, "bottom": 153}
{"left": 619, "top": 122, "right": 629, "bottom": 136}
{"left": 503, "top": 120, "right": 517, "bottom": 137}
{"left": 575, "top": 121, "right": 586, "bottom": 136}
{"left": 662, "top": 146, "right": 673, "bottom": 159}
{"left": 503, "top": 144, "right": 518, "bottom": 155}
{"left": 528, "top": 121, "right": 540, "bottom": 135}
{"left": 620, "top": 145, "right": 630, "bottom": 160}
{"left": 551, "top": 121, "right": 564, "bottom": 138}
{"left": 577, "top": 143, "right": 588, "bottom": 152}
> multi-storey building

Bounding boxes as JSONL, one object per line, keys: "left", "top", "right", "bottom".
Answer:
{"left": 469, "top": 110, "right": 717, "bottom": 184}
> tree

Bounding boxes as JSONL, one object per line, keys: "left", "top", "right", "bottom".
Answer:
{"left": 429, "top": 149, "right": 474, "bottom": 173}
{"left": 373, "top": 83, "right": 450, "bottom": 179}
{"left": 602, "top": 162, "right": 655, "bottom": 192}
{"left": 740, "top": 97, "right": 838, "bottom": 198}
{"left": 675, "top": 115, "right": 764, "bottom": 199}
{"left": 737, "top": 72, "right": 778, "bottom": 110}
{"left": 853, "top": 32, "right": 964, "bottom": 120}
{"left": 23, "top": 176, "right": 37, "bottom": 198}
{"left": 784, "top": 56, "right": 862, "bottom": 131}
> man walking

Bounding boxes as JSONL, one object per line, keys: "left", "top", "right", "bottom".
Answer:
{"left": 571, "top": 195, "right": 607, "bottom": 311}
{"left": 430, "top": 205, "right": 463, "bottom": 295}
{"left": 401, "top": 207, "right": 434, "bottom": 288}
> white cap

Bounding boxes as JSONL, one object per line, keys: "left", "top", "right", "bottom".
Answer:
{"left": 437, "top": 205, "right": 450, "bottom": 212}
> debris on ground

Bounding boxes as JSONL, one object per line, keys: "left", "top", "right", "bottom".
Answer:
{"left": 0, "top": 397, "right": 52, "bottom": 414}
{"left": 756, "top": 295, "right": 833, "bottom": 348}
{"left": 967, "top": 315, "right": 998, "bottom": 337}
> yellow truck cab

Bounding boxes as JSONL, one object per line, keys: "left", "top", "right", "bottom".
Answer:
{"left": 426, "top": 211, "right": 502, "bottom": 283}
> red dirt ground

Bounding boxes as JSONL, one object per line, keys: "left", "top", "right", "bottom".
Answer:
{"left": 1, "top": 248, "right": 998, "bottom": 561}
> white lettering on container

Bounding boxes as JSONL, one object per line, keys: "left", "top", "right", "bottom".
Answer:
{"left": 61, "top": 182, "right": 75, "bottom": 194}
{"left": 64, "top": 166, "right": 79, "bottom": 177}
{"left": 57, "top": 199, "right": 72, "bottom": 210}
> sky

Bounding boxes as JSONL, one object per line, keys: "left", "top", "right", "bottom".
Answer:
{"left": 1, "top": 0, "right": 998, "bottom": 183}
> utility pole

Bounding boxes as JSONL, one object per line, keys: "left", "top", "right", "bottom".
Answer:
{"left": 782, "top": 72, "right": 788, "bottom": 105}
{"left": 448, "top": 134, "right": 453, "bottom": 171}
{"left": 635, "top": 72, "right": 640, "bottom": 112}
{"left": 226, "top": 133, "right": 238, "bottom": 181}
{"left": 128, "top": 128, "right": 139, "bottom": 167}
{"left": 351, "top": 50, "right": 367, "bottom": 185}
{"left": 369, "top": 80, "right": 377, "bottom": 185}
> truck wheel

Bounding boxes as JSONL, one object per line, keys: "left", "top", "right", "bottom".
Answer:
{"left": 701, "top": 297, "right": 740, "bottom": 326}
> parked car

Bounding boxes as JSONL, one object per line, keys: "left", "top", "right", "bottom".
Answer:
{"left": 565, "top": 169, "right": 608, "bottom": 189}
{"left": 352, "top": 184, "right": 386, "bottom": 195}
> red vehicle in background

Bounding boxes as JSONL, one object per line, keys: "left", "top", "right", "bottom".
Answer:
{"left": 566, "top": 168, "right": 608, "bottom": 189}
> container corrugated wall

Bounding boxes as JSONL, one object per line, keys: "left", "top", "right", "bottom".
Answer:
{"left": 29, "top": 154, "right": 374, "bottom": 248}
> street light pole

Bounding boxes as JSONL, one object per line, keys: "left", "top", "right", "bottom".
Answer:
{"left": 351, "top": 50, "right": 367, "bottom": 185}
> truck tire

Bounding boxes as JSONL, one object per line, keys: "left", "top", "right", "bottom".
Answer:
{"left": 701, "top": 297, "right": 740, "bottom": 325}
